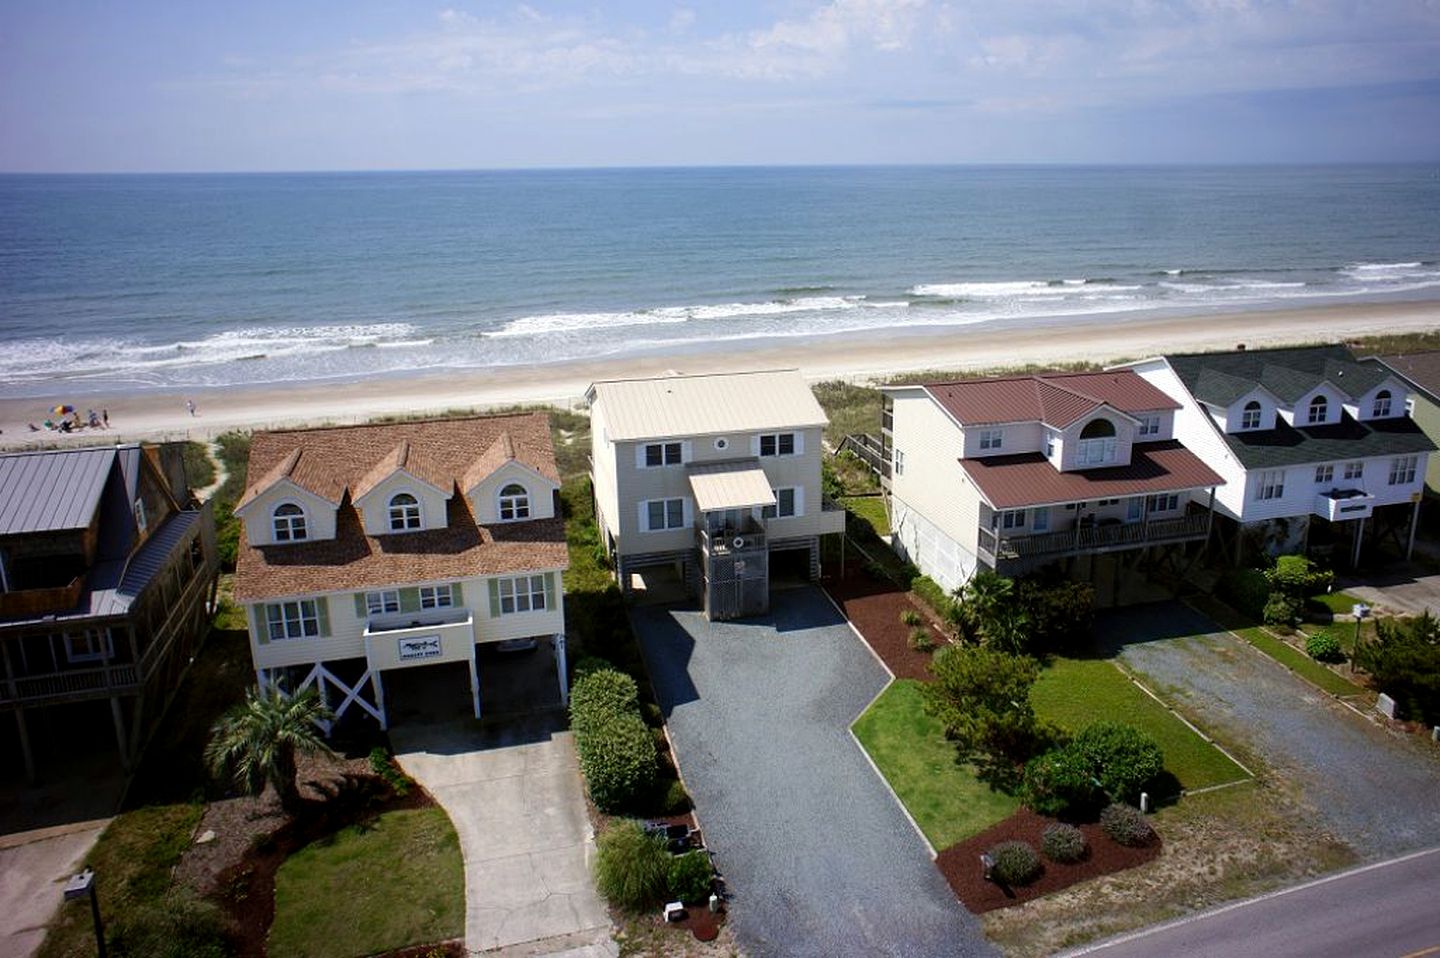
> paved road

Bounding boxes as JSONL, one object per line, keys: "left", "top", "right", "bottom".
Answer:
{"left": 1063, "top": 845, "right": 1440, "bottom": 958}
{"left": 632, "top": 586, "right": 992, "bottom": 958}
{"left": 1102, "top": 602, "right": 1440, "bottom": 857}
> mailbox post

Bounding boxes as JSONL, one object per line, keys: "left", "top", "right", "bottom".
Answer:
{"left": 62, "top": 868, "right": 106, "bottom": 958}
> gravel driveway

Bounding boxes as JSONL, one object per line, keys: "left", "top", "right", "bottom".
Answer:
{"left": 632, "top": 587, "right": 992, "bottom": 958}
{"left": 1101, "top": 602, "right": 1440, "bottom": 858}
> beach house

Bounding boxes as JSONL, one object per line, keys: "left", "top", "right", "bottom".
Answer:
{"left": 1121, "top": 345, "right": 1434, "bottom": 565}
{"left": 881, "top": 371, "right": 1224, "bottom": 594}
{"left": 586, "top": 369, "right": 846, "bottom": 620}
{"left": 0, "top": 444, "right": 219, "bottom": 782}
{"left": 1367, "top": 350, "right": 1440, "bottom": 499}
{"left": 232, "top": 414, "right": 568, "bottom": 728}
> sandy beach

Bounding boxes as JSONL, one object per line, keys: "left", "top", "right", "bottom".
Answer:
{"left": 4, "top": 299, "right": 1439, "bottom": 448}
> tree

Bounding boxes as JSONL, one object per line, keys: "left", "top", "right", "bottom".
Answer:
{"left": 205, "top": 686, "right": 334, "bottom": 814}
{"left": 923, "top": 645, "right": 1046, "bottom": 788}
{"left": 1357, "top": 612, "right": 1440, "bottom": 723}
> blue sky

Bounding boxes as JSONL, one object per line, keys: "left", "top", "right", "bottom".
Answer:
{"left": 2, "top": 1, "right": 1439, "bottom": 172}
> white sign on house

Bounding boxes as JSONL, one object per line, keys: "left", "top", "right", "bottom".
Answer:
{"left": 398, "top": 635, "right": 443, "bottom": 661}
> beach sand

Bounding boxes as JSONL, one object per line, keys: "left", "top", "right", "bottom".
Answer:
{"left": 3, "top": 300, "right": 1439, "bottom": 447}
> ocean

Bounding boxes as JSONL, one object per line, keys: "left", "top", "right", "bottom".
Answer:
{"left": 1, "top": 165, "right": 1438, "bottom": 398}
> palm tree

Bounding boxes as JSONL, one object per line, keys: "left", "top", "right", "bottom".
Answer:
{"left": 205, "top": 686, "right": 334, "bottom": 815}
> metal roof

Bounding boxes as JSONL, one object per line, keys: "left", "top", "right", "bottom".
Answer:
{"left": 587, "top": 369, "right": 828, "bottom": 441}
{"left": 907, "top": 370, "right": 1177, "bottom": 429}
{"left": 0, "top": 447, "right": 117, "bottom": 535}
{"left": 687, "top": 460, "right": 778, "bottom": 512}
{"left": 959, "top": 440, "right": 1226, "bottom": 510}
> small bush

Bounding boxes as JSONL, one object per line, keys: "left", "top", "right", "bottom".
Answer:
{"left": 571, "top": 668, "right": 658, "bottom": 811}
{"left": 1021, "top": 747, "right": 1099, "bottom": 817}
{"left": 661, "top": 777, "right": 691, "bottom": 813}
{"left": 900, "top": 609, "right": 923, "bottom": 628}
{"left": 1263, "top": 593, "right": 1303, "bottom": 628}
{"left": 594, "top": 820, "right": 671, "bottom": 910}
{"left": 1040, "top": 822, "right": 1087, "bottom": 864}
{"left": 668, "top": 850, "right": 715, "bottom": 903}
{"left": 1218, "top": 567, "right": 1270, "bottom": 619}
{"left": 1267, "top": 554, "right": 1334, "bottom": 599}
{"left": 367, "top": 747, "right": 412, "bottom": 798}
{"left": 908, "top": 626, "right": 936, "bottom": 652}
{"left": 988, "top": 840, "right": 1043, "bottom": 886}
{"left": 1100, "top": 803, "right": 1155, "bottom": 847}
{"left": 572, "top": 656, "right": 615, "bottom": 682}
{"left": 570, "top": 669, "right": 640, "bottom": 730}
{"left": 1306, "top": 630, "right": 1345, "bottom": 663}
{"left": 1072, "top": 722, "right": 1164, "bottom": 805}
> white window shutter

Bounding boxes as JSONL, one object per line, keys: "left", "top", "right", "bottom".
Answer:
{"left": 638, "top": 500, "right": 650, "bottom": 531}
{"left": 750, "top": 435, "right": 761, "bottom": 456}
{"left": 634, "top": 444, "right": 647, "bottom": 470}
{"left": 682, "top": 440, "right": 692, "bottom": 463}
{"left": 682, "top": 497, "right": 693, "bottom": 528}
{"left": 794, "top": 486, "right": 805, "bottom": 517}
{"left": 793, "top": 432, "right": 805, "bottom": 455}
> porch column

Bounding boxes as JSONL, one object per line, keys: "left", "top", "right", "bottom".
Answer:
{"left": 1203, "top": 487, "right": 1216, "bottom": 558}
{"left": 1351, "top": 517, "right": 1365, "bottom": 568}
{"left": 371, "top": 670, "right": 388, "bottom": 730}
{"left": 554, "top": 633, "right": 569, "bottom": 708}
{"left": 1408, "top": 498, "right": 1422, "bottom": 560}
{"left": 109, "top": 696, "right": 130, "bottom": 771}
{"left": 14, "top": 709, "right": 35, "bottom": 785}
{"left": 468, "top": 653, "right": 482, "bottom": 720}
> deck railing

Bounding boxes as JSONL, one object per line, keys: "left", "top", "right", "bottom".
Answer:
{"left": 979, "top": 513, "right": 1209, "bottom": 561}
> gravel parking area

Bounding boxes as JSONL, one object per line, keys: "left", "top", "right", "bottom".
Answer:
{"left": 632, "top": 586, "right": 992, "bottom": 958}
{"left": 1101, "top": 602, "right": 1440, "bottom": 858}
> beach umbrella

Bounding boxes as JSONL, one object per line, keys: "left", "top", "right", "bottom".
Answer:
{"left": 52, "top": 404, "right": 75, "bottom": 415}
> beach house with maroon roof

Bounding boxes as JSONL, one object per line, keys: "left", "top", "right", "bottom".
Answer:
{"left": 233, "top": 414, "right": 567, "bottom": 728}
{"left": 881, "top": 371, "right": 1224, "bottom": 592}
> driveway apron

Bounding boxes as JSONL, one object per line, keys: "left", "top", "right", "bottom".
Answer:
{"left": 632, "top": 586, "right": 993, "bottom": 958}
{"left": 391, "top": 714, "right": 613, "bottom": 956}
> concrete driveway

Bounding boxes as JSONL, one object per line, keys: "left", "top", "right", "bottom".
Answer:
{"left": 1101, "top": 603, "right": 1440, "bottom": 857}
{"left": 391, "top": 714, "right": 613, "bottom": 957}
{"left": 0, "top": 822, "right": 108, "bottom": 958}
{"left": 632, "top": 586, "right": 992, "bottom": 958}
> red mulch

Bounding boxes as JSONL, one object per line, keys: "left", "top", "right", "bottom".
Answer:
{"left": 937, "top": 807, "right": 1161, "bottom": 913}
{"left": 823, "top": 566, "right": 947, "bottom": 681}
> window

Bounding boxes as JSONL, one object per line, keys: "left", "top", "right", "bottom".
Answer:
{"left": 420, "top": 584, "right": 454, "bottom": 609}
{"left": 366, "top": 590, "right": 400, "bottom": 615}
{"left": 1077, "top": 418, "right": 1117, "bottom": 466}
{"left": 1256, "top": 470, "right": 1285, "bottom": 501}
{"left": 893, "top": 449, "right": 905, "bottom": 476}
{"left": 1097, "top": 498, "right": 1119, "bottom": 507}
{"left": 1315, "top": 465, "right": 1334, "bottom": 485}
{"left": 1241, "top": 401, "right": 1262, "bottom": 430}
{"left": 1138, "top": 415, "right": 1161, "bottom": 437}
{"left": 644, "top": 498, "right": 686, "bottom": 531}
{"left": 1344, "top": 461, "right": 1364, "bottom": 481}
{"left": 1146, "top": 493, "right": 1179, "bottom": 512}
{"left": 762, "top": 487, "right": 798, "bottom": 519}
{"left": 134, "top": 498, "right": 147, "bottom": 534}
{"left": 498, "top": 483, "right": 530, "bottom": 521}
{"left": 643, "top": 442, "right": 683, "bottom": 467}
{"left": 266, "top": 600, "right": 320, "bottom": 641}
{"left": 388, "top": 492, "right": 421, "bottom": 531}
{"left": 64, "top": 628, "right": 113, "bottom": 664}
{"left": 1032, "top": 508, "right": 1050, "bottom": 532}
{"left": 1389, "top": 456, "right": 1418, "bottom": 486}
{"left": 759, "top": 432, "right": 797, "bottom": 457}
{"left": 497, "top": 574, "right": 547, "bottom": 614}
{"left": 1000, "top": 509, "right": 1026, "bottom": 530}
{"left": 1127, "top": 498, "right": 1144, "bottom": 521}
{"left": 1307, "top": 395, "right": 1329, "bottom": 425}
{"left": 272, "top": 503, "right": 307, "bottom": 542}
{"left": 979, "top": 429, "right": 1003, "bottom": 450}
{"left": 1044, "top": 434, "right": 1056, "bottom": 457}
{"left": 1372, "top": 390, "right": 1392, "bottom": 418}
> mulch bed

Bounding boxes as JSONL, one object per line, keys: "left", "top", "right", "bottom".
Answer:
{"left": 937, "top": 807, "right": 1161, "bottom": 913}
{"left": 823, "top": 566, "right": 949, "bottom": 681}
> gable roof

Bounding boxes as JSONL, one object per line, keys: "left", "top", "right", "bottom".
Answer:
{"left": 587, "top": 369, "right": 828, "bottom": 441}
{"left": 906, "top": 370, "right": 1178, "bottom": 429}
{"left": 351, "top": 439, "right": 454, "bottom": 501}
{"left": 0, "top": 447, "right": 117, "bottom": 535}
{"left": 1374, "top": 352, "right": 1440, "bottom": 406}
{"left": 959, "top": 440, "right": 1224, "bottom": 510}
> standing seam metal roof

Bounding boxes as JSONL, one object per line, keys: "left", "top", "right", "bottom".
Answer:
{"left": 587, "top": 369, "right": 829, "bottom": 441}
{"left": 0, "top": 447, "right": 116, "bottom": 535}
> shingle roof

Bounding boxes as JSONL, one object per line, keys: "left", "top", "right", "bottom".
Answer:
{"left": 958, "top": 440, "right": 1225, "bottom": 510}
{"left": 911, "top": 370, "right": 1178, "bottom": 428}
{"left": 1375, "top": 352, "right": 1440, "bottom": 405}
{"left": 587, "top": 369, "right": 828, "bottom": 441}
{"left": 234, "top": 414, "right": 566, "bottom": 602}
{"left": 1219, "top": 411, "right": 1434, "bottom": 470}
{"left": 0, "top": 447, "right": 115, "bottom": 534}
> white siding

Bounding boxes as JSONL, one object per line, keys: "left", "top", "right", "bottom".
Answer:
{"left": 467, "top": 461, "right": 558, "bottom": 525}
{"left": 353, "top": 471, "right": 451, "bottom": 536}
{"left": 887, "top": 390, "right": 981, "bottom": 560}
{"left": 237, "top": 481, "right": 339, "bottom": 546}
{"left": 1132, "top": 359, "right": 1250, "bottom": 520}
{"left": 591, "top": 402, "right": 621, "bottom": 544}
{"left": 891, "top": 494, "right": 978, "bottom": 592}
{"left": 961, "top": 421, "right": 1044, "bottom": 458}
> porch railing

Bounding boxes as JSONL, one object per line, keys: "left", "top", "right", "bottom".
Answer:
{"left": 979, "top": 513, "right": 1209, "bottom": 561}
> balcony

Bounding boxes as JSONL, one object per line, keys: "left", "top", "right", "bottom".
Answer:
{"left": 364, "top": 610, "right": 476, "bottom": 668}
{"left": 0, "top": 662, "right": 140, "bottom": 706}
{"left": 698, "top": 517, "right": 767, "bottom": 556}
{"left": 1313, "top": 489, "right": 1374, "bottom": 522}
{"left": 0, "top": 575, "right": 85, "bottom": 618}
{"left": 978, "top": 513, "right": 1209, "bottom": 564}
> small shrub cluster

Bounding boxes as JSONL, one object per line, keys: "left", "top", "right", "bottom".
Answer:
{"left": 1040, "top": 822, "right": 1087, "bottom": 863}
{"left": 1014, "top": 578, "right": 1096, "bottom": 653}
{"left": 1021, "top": 721, "right": 1164, "bottom": 816}
{"left": 908, "top": 626, "right": 936, "bottom": 652}
{"left": 1357, "top": 611, "right": 1440, "bottom": 723}
{"left": 570, "top": 669, "right": 658, "bottom": 812}
{"left": 594, "top": 820, "right": 671, "bottom": 910}
{"left": 1100, "top": 803, "right": 1155, "bottom": 847}
{"left": 1263, "top": 593, "right": 1303, "bottom": 628}
{"left": 1267, "top": 555, "right": 1334, "bottom": 600}
{"left": 571, "top": 656, "right": 615, "bottom": 682}
{"left": 988, "top": 840, "right": 1042, "bottom": 886}
{"left": 899, "top": 609, "right": 923, "bottom": 628}
{"left": 1305, "top": 630, "right": 1345, "bottom": 663}
{"left": 368, "top": 747, "right": 412, "bottom": 798}
{"left": 668, "top": 850, "right": 715, "bottom": 903}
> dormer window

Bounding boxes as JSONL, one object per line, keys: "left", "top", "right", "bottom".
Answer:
{"left": 388, "top": 492, "right": 421, "bottom": 531}
{"left": 1138, "top": 415, "right": 1161, "bottom": 437}
{"left": 1241, "top": 401, "right": 1262, "bottom": 430}
{"left": 273, "top": 503, "right": 308, "bottom": 542}
{"left": 1373, "top": 390, "right": 1392, "bottom": 418}
{"left": 979, "top": 429, "right": 1003, "bottom": 451}
{"left": 498, "top": 483, "right": 530, "bottom": 521}
{"left": 1307, "top": 395, "right": 1328, "bottom": 425}
{"left": 1077, "top": 418, "right": 1117, "bottom": 467}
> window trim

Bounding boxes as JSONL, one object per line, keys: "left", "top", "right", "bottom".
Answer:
{"left": 1389, "top": 455, "right": 1418, "bottom": 486}
{"left": 1344, "top": 461, "right": 1364, "bottom": 481}
{"left": 1000, "top": 509, "right": 1027, "bottom": 530}
{"left": 64, "top": 628, "right": 113, "bottom": 664}
{"left": 497, "top": 482, "right": 531, "bottom": 522}
{"left": 761, "top": 487, "right": 799, "bottom": 520}
{"left": 1076, "top": 436, "right": 1117, "bottom": 467}
{"left": 978, "top": 428, "right": 1004, "bottom": 451}
{"left": 265, "top": 599, "right": 320, "bottom": 641}
{"left": 272, "top": 501, "right": 308, "bottom": 543}
{"left": 1138, "top": 414, "right": 1162, "bottom": 437}
{"left": 387, "top": 491, "right": 422, "bottom": 532}
{"left": 497, "top": 574, "right": 547, "bottom": 615}
{"left": 419, "top": 584, "right": 454, "bottom": 609}
{"left": 1315, "top": 465, "right": 1334, "bottom": 485}
{"left": 643, "top": 497, "right": 687, "bottom": 532}
{"left": 1372, "top": 390, "right": 1393, "bottom": 418}
{"left": 1031, "top": 507, "right": 1050, "bottom": 532}
{"left": 1145, "top": 493, "right": 1179, "bottom": 513}
{"left": 365, "top": 590, "right": 401, "bottom": 615}
{"left": 1256, "top": 469, "right": 1286, "bottom": 502}
{"left": 641, "top": 441, "right": 684, "bottom": 468}
{"left": 1307, "top": 395, "right": 1329, "bottom": 425}
{"left": 893, "top": 448, "right": 905, "bottom": 476}
{"left": 1240, "top": 401, "right": 1263, "bottom": 431}
{"left": 758, "top": 432, "right": 798, "bottom": 457}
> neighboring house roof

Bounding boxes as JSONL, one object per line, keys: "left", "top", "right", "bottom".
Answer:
{"left": 586, "top": 369, "right": 828, "bottom": 441}
{"left": 234, "top": 414, "right": 566, "bottom": 602}
{"left": 0, "top": 447, "right": 116, "bottom": 534}
{"left": 908, "top": 370, "right": 1179, "bottom": 429}
{"left": 959, "top": 440, "right": 1225, "bottom": 510}
{"left": 1165, "top": 345, "right": 1434, "bottom": 469}
{"left": 687, "top": 460, "right": 777, "bottom": 512}
{"left": 1373, "top": 351, "right": 1440, "bottom": 406}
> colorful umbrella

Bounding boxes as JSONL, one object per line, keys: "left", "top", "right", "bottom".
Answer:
{"left": 52, "top": 404, "right": 75, "bottom": 415}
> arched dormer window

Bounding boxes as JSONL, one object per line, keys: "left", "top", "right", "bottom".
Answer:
{"left": 1241, "top": 400, "right": 1263, "bottom": 430}
{"left": 273, "top": 503, "right": 308, "bottom": 542}
{"left": 1307, "top": 395, "right": 1328, "bottom": 425}
{"left": 1372, "top": 390, "right": 1392, "bottom": 418}
{"left": 498, "top": 483, "right": 530, "bottom": 522}
{"left": 388, "top": 492, "right": 421, "bottom": 531}
{"left": 1079, "top": 418, "right": 1116, "bottom": 439}
{"left": 1077, "top": 418, "right": 1118, "bottom": 467}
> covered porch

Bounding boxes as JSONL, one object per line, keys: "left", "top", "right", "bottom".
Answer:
{"left": 689, "top": 459, "right": 776, "bottom": 621}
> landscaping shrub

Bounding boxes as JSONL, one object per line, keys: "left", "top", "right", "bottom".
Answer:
{"left": 368, "top": 747, "right": 412, "bottom": 798}
{"left": 908, "top": 626, "right": 936, "bottom": 652}
{"left": 594, "top": 820, "right": 671, "bottom": 910}
{"left": 1015, "top": 578, "right": 1096, "bottom": 653}
{"left": 640, "top": 701, "right": 665, "bottom": 727}
{"left": 570, "top": 669, "right": 641, "bottom": 733}
{"left": 1305, "top": 630, "right": 1345, "bottom": 664}
{"left": 1040, "top": 822, "right": 1087, "bottom": 864}
{"left": 667, "top": 850, "right": 715, "bottom": 904}
{"left": 1072, "top": 721, "right": 1164, "bottom": 805}
{"left": 900, "top": 609, "right": 923, "bottom": 628}
{"left": 924, "top": 646, "right": 1046, "bottom": 790}
{"left": 1267, "top": 554, "right": 1334, "bottom": 600}
{"left": 1100, "top": 803, "right": 1155, "bottom": 847}
{"left": 570, "top": 668, "right": 658, "bottom": 811}
{"left": 661, "top": 777, "right": 692, "bottom": 814}
{"left": 911, "top": 576, "right": 956, "bottom": 620}
{"left": 1263, "top": 593, "right": 1303, "bottom": 628}
{"left": 571, "top": 656, "right": 615, "bottom": 682}
{"left": 1357, "top": 612, "right": 1440, "bottom": 723}
{"left": 1218, "top": 567, "right": 1270, "bottom": 619}
{"left": 988, "top": 840, "right": 1043, "bottom": 886}
{"left": 1020, "top": 747, "right": 1098, "bottom": 817}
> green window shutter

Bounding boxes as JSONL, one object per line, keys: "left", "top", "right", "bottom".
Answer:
{"left": 316, "top": 596, "right": 331, "bottom": 637}
{"left": 450, "top": 581, "right": 464, "bottom": 605}
{"left": 399, "top": 587, "right": 421, "bottom": 613}
{"left": 253, "top": 605, "right": 269, "bottom": 645}
{"left": 543, "top": 572, "right": 556, "bottom": 610}
{"left": 354, "top": 593, "right": 367, "bottom": 618}
{"left": 488, "top": 579, "right": 501, "bottom": 618}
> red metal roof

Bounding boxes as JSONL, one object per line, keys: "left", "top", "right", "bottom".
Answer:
{"left": 958, "top": 440, "right": 1225, "bottom": 509}
{"left": 922, "top": 370, "right": 1180, "bottom": 428}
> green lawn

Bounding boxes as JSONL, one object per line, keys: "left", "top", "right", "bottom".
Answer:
{"left": 852, "top": 680, "right": 1020, "bottom": 849}
{"left": 843, "top": 495, "right": 890, "bottom": 537}
{"left": 1232, "top": 625, "right": 1367, "bottom": 698}
{"left": 1031, "top": 658, "right": 1248, "bottom": 792}
{"left": 1308, "top": 591, "right": 1363, "bottom": 616}
{"left": 269, "top": 808, "right": 464, "bottom": 958}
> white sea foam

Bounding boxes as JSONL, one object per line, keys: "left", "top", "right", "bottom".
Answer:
{"left": 1349, "top": 261, "right": 1423, "bottom": 271}
{"left": 489, "top": 295, "right": 885, "bottom": 338}
{"left": 911, "top": 281, "right": 1074, "bottom": 297}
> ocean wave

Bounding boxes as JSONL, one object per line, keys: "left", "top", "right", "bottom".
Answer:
{"left": 909, "top": 279, "right": 1145, "bottom": 298}
{"left": 1348, "top": 261, "right": 1423, "bottom": 272}
{"left": 489, "top": 295, "right": 885, "bottom": 338}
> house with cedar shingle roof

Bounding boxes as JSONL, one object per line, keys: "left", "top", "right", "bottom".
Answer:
{"left": 232, "top": 413, "right": 567, "bottom": 728}
{"left": 880, "top": 370, "right": 1224, "bottom": 592}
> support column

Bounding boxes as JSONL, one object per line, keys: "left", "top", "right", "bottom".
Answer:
{"left": 468, "top": 654, "right": 482, "bottom": 720}
{"left": 109, "top": 696, "right": 130, "bottom": 772}
{"left": 14, "top": 708, "right": 35, "bottom": 785}
{"left": 1352, "top": 517, "right": 1366, "bottom": 568}
{"left": 371, "top": 670, "right": 388, "bottom": 730}
{"left": 554, "top": 633, "right": 569, "bottom": 708}
{"left": 1408, "top": 498, "right": 1422, "bottom": 560}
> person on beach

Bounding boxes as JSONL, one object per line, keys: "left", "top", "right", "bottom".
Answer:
{"left": 102, "top": 409, "right": 109, "bottom": 428}
{"left": 186, "top": 399, "right": 196, "bottom": 417}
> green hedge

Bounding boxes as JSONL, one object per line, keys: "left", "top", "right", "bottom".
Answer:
{"left": 570, "top": 669, "right": 657, "bottom": 812}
